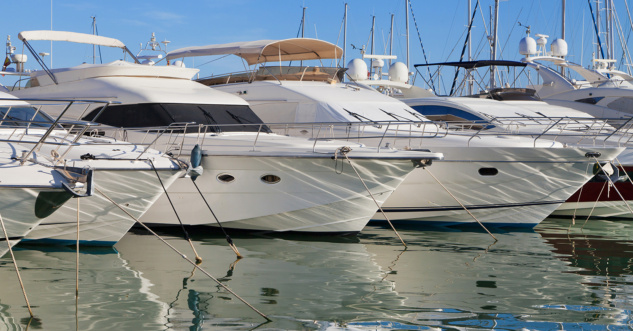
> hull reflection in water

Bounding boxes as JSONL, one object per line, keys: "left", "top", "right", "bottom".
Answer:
{"left": 0, "top": 246, "right": 168, "bottom": 330}
{"left": 2, "top": 220, "right": 633, "bottom": 329}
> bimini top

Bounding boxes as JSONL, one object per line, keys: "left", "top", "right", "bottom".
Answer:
{"left": 18, "top": 30, "right": 126, "bottom": 49}
{"left": 166, "top": 38, "right": 343, "bottom": 65}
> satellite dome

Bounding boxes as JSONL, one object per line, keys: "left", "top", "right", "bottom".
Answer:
{"left": 388, "top": 62, "right": 409, "bottom": 83}
{"left": 371, "top": 59, "right": 384, "bottom": 68}
{"left": 519, "top": 36, "right": 537, "bottom": 56}
{"left": 172, "top": 60, "right": 185, "bottom": 68}
{"left": 347, "top": 58, "right": 368, "bottom": 81}
{"left": 550, "top": 38, "right": 568, "bottom": 57}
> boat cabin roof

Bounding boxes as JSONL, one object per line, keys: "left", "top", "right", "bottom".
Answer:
{"left": 167, "top": 38, "right": 343, "bottom": 65}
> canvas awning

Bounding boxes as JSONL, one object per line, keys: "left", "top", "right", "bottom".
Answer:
{"left": 18, "top": 30, "right": 127, "bottom": 49}
{"left": 166, "top": 38, "right": 342, "bottom": 65}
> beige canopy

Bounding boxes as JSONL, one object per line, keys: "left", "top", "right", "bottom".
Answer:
{"left": 166, "top": 38, "right": 342, "bottom": 65}
{"left": 18, "top": 30, "right": 127, "bottom": 49}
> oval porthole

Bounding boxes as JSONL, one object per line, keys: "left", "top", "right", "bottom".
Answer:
{"left": 478, "top": 168, "right": 499, "bottom": 176}
{"left": 217, "top": 174, "right": 235, "bottom": 183}
{"left": 261, "top": 174, "right": 281, "bottom": 184}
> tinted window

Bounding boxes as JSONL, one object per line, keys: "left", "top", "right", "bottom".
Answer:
{"left": 0, "top": 106, "right": 55, "bottom": 127}
{"left": 83, "top": 103, "right": 270, "bottom": 133}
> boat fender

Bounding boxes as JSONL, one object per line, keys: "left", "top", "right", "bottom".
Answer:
{"left": 188, "top": 144, "right": 204, "bottom": 181}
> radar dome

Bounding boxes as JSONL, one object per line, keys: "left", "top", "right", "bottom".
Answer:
{"left": 347, "top": 58, "right": 368, "bottom": 81}
{"left": 519, "top": 36, "right": 537, "bottom": 56}
{"left": 11, "top": 54, "right": 27, "bottom": 63}
{"left": 388, "top": 62, "right": 409, "bottom": 83}
{"left": 550, "top": 38, "right": 568, "bottom": 57}
{"left": 371, "top": 59, "right": 384, "bottom": 68}
{"left": 172, "top": 60, "right": 185, "bottom": 67}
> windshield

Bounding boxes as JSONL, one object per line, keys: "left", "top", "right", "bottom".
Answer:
{"left": 0, "top": 106, "right": 55, "bottom": 127}
{"left": 83, "top": 103, "right": 271, "bottom": 133}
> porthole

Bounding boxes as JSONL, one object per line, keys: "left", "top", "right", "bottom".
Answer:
{"left": 217, "top": 174, "right": 235, "bottom": 183}
{"left": 478, "top": 168, "right": 498, "bottom": 176}
{"left": 261, "top": 174, "right": 281, "bottom": 184}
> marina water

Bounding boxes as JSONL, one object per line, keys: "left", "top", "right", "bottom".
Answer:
{"left": 1, "top": 218, "right": 632, "bottom": 330}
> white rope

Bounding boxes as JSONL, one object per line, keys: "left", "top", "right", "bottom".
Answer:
{"left": 335, "top": 146, "right": 407, "bottom": 247}
{"left": 422, "top": 166, "right": 497, "bottom": 242}
{"left": 93, "top": 187, "right": 271, "bottom": 322}
{"left": 0, "top": 213, "right": 33, "bottom": 317}
{"left": 592, "top": 157, "right": 633, "bottom": 217}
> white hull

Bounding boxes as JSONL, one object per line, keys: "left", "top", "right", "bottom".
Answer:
{"left": 374, "top": 146, "right": 622, "bottom": 227}
{"left": 24, "top": 168, "right": 181, "bottom": 245}
{"left": 141, "top": 154, "right": 416, "bottom": 233}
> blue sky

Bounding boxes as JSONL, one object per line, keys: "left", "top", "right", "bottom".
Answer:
{"left": 0, "top": 1, "right": 628, "bottom": 83}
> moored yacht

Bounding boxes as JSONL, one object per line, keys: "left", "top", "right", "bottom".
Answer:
{"left": 7, "top": 30, "right": 443, "bottom": 234}
{"left": 166, "top": 37, "right": 625, "bottom": 227}
{"left": 0, "top": 94, "right": 184, "bottom": 245}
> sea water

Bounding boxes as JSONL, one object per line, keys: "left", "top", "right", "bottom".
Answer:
{"left": 0, "top": 218, "right": 632, "bottom": 330}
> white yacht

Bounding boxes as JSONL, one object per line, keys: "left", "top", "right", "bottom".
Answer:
{"left": 0, "top": 137, "right": 83, "bottom": 257}
{"left": 7, "top": 30, "right": 443, "bottom": 234}
{"left": 167, "top": 38, "right": 625, "bottom": 227}
{"left": 0, "top": 94, "right": 184, "bottom": 245}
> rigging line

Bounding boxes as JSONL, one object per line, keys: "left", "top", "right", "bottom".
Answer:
{"left": 408, "top": 0, "right": 435, "bottom": 91}
{"left": 580, "top": 180, "right": 608, "bottom": 230}
{"left": 498, "top": 8, "right": 523, "bottom": 61}
{"left": 94, "top": 187, "right": 271, "bottom": 322}
{"left": 588, "top": 0, "right": 606, "bottom": 60}
{"left": 423, "top": 166, "right": 498, "bottom": 242}
{"left": 335, "top": 146, "right": 407, "bottom": 247}
{"left": 450, "top": 0, "right": 480, "bottom": 96}
{"left": 148, "top": 159, "right": 203, "bottom": 264}
{"left": 190, "top": 179, "right": 243, "bottom": 259}
{"left": 0, "top": 213, "right": 33, "bottom": 317}
{"left": 75, "top": 198, "right": 80, "bottom": 331}
{"left": 193, "top": 54, "right": 231, "bottom": 69}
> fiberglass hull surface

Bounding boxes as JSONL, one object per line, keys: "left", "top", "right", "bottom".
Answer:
{"left": 141, "top": 154, "right": 416, "bottom": 233}
{"left": 373, "top": 146, "right": 623, "bottom": 227}
{"left": 23, "top": 168, "right": 181, "bottom": 246}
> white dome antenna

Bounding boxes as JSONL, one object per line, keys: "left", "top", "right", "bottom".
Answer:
{"left": 347, "top": 58, "right": 368, "bottom": 81}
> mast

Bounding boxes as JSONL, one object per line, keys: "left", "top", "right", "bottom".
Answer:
{"left": 389, "top": 13, "right": 394, "bottom": 66}
{"left": 490, "top": 0, "right": 499, "bottom": 89}
{"left": 405, "top": 0, "right": 410, "bottom": 74}
{"left": 301, "top": 6, "right": 306, "bottom": 67}
{"left": 91, "top": 16, "right": 96, "bottom": 64}
{"left": 561, "top": 0, "right": 566, "bottom": 75}
{"left": 343, "top": 3, "right": 347, "bottom": 67}
{"left": 467, "top": 0, "right": 473, "bottom": 94}
{"left": 596, "top": 0, "right": 601, "bottom": 59}
{"left": 370, "top": 15, "right": 375, "bottom": 77}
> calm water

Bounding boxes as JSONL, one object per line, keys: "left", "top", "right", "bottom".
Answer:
{"left": 1, "top": 218, "right": 633, "bottom": 330}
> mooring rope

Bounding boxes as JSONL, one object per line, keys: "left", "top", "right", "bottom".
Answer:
{"left": 148, "top": 159, "right": 202, "bottom": 264}
{"left": 0, "top": 213, "right": 33, "bottom": 317}
{"left": 335, "top": 146, "right": 407, "bottom": 247}
{"left": 422, "top": 166, "right": 498, "bottom": 242}
{"left": 581, "top": 181, "right": 608, "bottom": 229}
{"left": 592, "top": 157, "right": 633, "bottom": 216}
{"left": 75, "top": 198, "right": 80, "bottom": 331}
{"left": 94, "top": 187, "right": 270, "bottom": 321}
{"left": 190, "top": 180, "right": 242, "bottom": 259}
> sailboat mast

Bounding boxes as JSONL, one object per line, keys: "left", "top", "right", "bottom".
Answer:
{"left": 467, "top": 0, "right": 473, "bottom": 94}
{"left": 343, "top": 3, "right": 347, "bottom": 68}
{"left": 406, "top": 0, "right": 410, "bottom": 76}
{"left": 92, "top": 16, "right": 96, "bottom": 64}
{"left": 490, "top": 0, "right": 499, "bottom": 89}
{"left": 389, "top": 13, "right": 394, "bottom": 66}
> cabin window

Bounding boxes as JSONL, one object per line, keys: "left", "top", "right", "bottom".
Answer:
{"left": 410, "top": 105, "right": 494, "bottom": 129}
{"left": 261, "top": 174, "right": 281, "bottom": 184}
{"left": 0, "top": 106, "right": 55, "bottom": 128}
{"left": 478, "top": 168, "right": 499, "bottom": 176}
{"left": 217, "top": 174, "right": 235, "bottom": 183}
{"left": 82, "top": 103, "right": 271, "bottom": 133}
